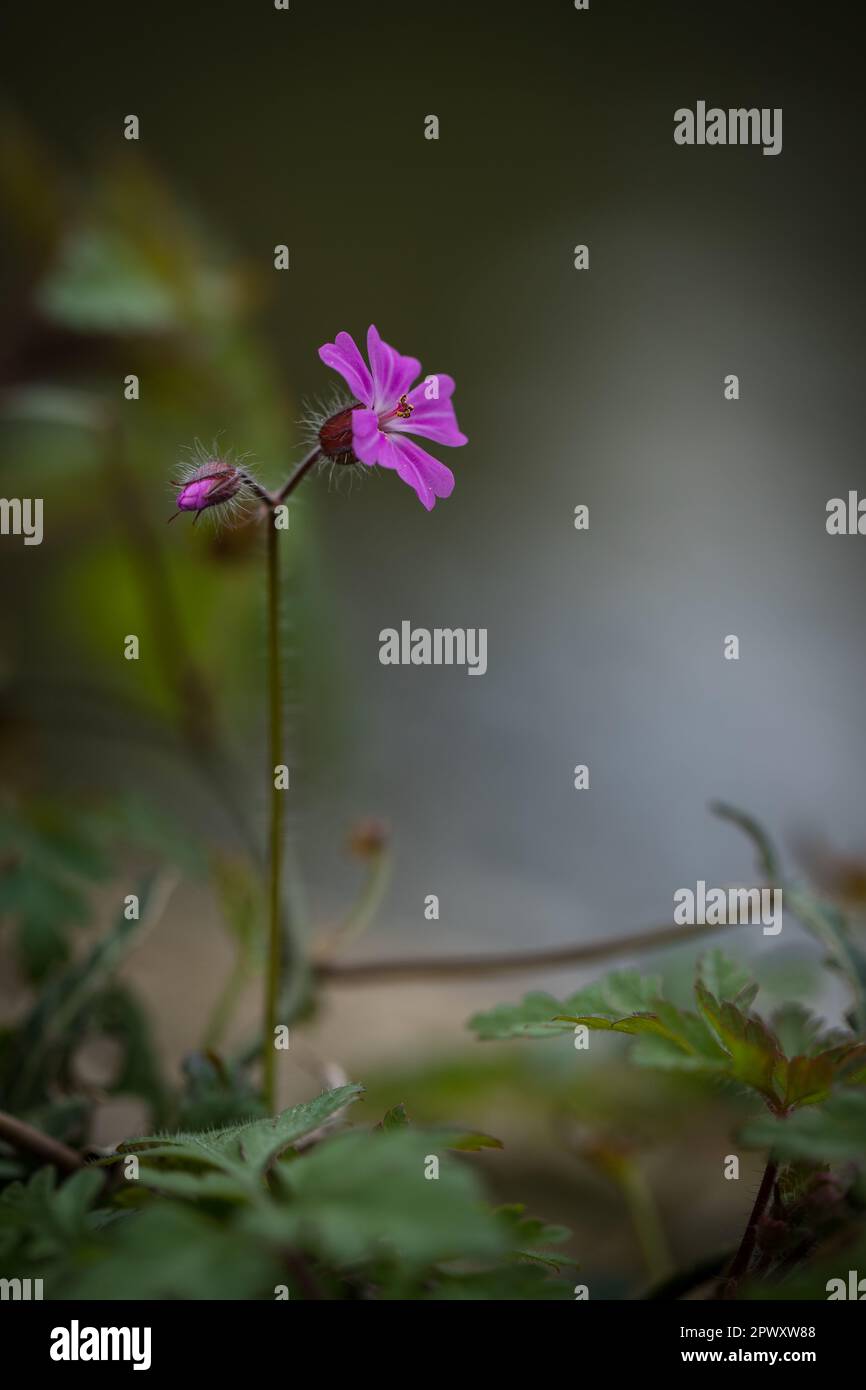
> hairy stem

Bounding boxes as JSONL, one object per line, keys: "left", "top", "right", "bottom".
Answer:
{"left": 273, "top": 446, "right": 322, "bottom": 504}
{"left": 721, "top": 1154, "right": 778, "bottom": 1297}
{"left": 263, "top": 516, "right": 285, "bottom": 1112}
{"left": 312, "top": 919, "right": 745, "bottom": 985}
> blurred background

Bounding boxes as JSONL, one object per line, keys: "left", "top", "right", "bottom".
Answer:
{"left": 2, "top": 0, "right": 865, "bottom": 1293}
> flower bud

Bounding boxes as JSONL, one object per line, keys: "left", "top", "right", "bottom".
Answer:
{"left": 175, "top": 460, "right": 244, "bottom": 514}
{"left": 318, "top": 406, "right": 358, "bottom": 465}
{"left": 348, "top": 818, "right": 389, "bottom": 860}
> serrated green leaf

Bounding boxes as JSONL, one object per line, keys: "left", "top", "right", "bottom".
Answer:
{"left": 775, "top": 1054, "right": 836, "bottom": 1110}
{"left": 244, "top": 1128, "right": 508, "bottom": 1268}
{"left": 695, "top": 980, "right": 783, "bottom": 1106}
{"left": 770, "top": 1003, "right": 842, "bottom": 1059}
{"left": 376, "top": 1103, "right": 410, "bottom": 1132}
{"left": 742, "top": 1089, "right": 866, "bottom": 1162}
{"left": 468, "top": 991, "right": 571, "bottom": 1040}
{"left": 62, "top": 1201, "right": 282, "bottom": 1300}
{"left": 469, "top": 971, "right": 664, "bottom": 1042}
{"left": 119, "top": 1084, "right": 364, "bottom": 1193}
{"left": 495, "top": 1203, "right": 571, "bottom": 1250}
{"left": 132, "top": 1166, "right": 249, "bottom": 1203}
{"left": 699, "top": 949, "right": 757, "bottom": 1007}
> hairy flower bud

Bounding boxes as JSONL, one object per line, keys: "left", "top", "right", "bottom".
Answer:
{"left": 176, "top": 460, "right": 244, "bottom": 513}
{"left": 169, "top": 442, "right": 262, "bottom": 527}
{"left": 318, "top": 405, "right": 358, "bottom": 465}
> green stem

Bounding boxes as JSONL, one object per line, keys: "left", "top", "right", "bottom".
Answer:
{"left": 615, "top": 1157, "right": 674, "bottom": 1288}
{"left": 313, "top": 848, "right": 393, "bottom": 963}
{"left": 263, "top": 515, "right": 285, "bottom": 1113}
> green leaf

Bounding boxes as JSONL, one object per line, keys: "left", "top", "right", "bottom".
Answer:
{"left": 469, "top": 971, "right": 663, "bottom": 1041}
{"left": 174, "top": 1052, "right": 267, "bottom": 1133}
{"left": 698, "top": 949, "right": 758, "bottom": 1008}
{"left": 0, "top": 1165, "right": 104, "bottom": 1263}
{"left": 495, "top": 1203, "right": 571, "bottom": 1253}
{"left": 469, "top": 991, "right": 574, "bottom": 1040}
{"left": 775, "top": 1054, "right": 836, "bottom": 1110}
{"left": 372, "top": 1104, "right": 500, "bottom": 1152}
{"left": 132, "top": 1167, "right": 250, "bottom": 1203}
{"left": 439, "top": 1130, "right": 504, "bottom": 1152}
{"left": 469, "top": 955, "right": 865, "bottom": 1115}
{"left": 62, "top": 1202, "right": 282, "bottom": 1300}
{"left": 247, "top": 1128, "right": 509, "bottom": 1268}
{"left": 770, "top": 1003, "right": 842, "bottom": 1058}
{"left": 741, "top": 1089, "right": 866, "bottom": 1162}
{"left": 376, "top": 1103, "right": 410, "bottom": 1132}
{"left": 119, "top": 1084, "right": 364, "bottom": 1193}
{"left": 628, "top": 1003, "right": 729, "bottom": 1071}
{"left": 694, "top": 981, "right": 782, "bottom": 1106}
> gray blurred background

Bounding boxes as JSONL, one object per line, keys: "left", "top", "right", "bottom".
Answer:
{"left": 1, "top": 0, "right": 865, "bottom": 1034}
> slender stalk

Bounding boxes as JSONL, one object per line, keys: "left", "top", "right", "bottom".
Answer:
{"left": 720, "top": 1154, "right": 778, "bottom": 1297}
{"left": 273, "top": 446, "right": 322, "bottom": 504}
{"left": 616, "top": 1156, "right": 675, "bottom": 1287}
{"left": 263, "top": 515, "right": 285, "bottom": 1112}
{"left": 237, "top": 447, "right": 321, "bottom": 1103}
{"left": 313, "top": 847, "right": 393, "bottom": 962}
{"left": 0, "top": 1110, "right": 83, "bottom": 1174}
{"left": 312, "top": 918, "right": 745, "bottom": 985}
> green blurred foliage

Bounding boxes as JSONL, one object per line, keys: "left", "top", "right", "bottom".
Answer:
{"left": 0, "top": 129, "right": 345, "bottom": 835}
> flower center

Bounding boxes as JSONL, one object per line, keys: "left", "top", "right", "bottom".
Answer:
{"left": 387, "top": 394, "right": 414, "bottom": 422}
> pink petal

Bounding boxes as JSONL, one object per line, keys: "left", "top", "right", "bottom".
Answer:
{"left": 388, "top": 372, "right": 467, "bottom": 447}
{"left": 377, "top": 433, "right": 455, "bottom": 511}
{"left": 367, "top": 324, "right": 421, "bottom": 413}
{"left": 351, "top": 407, "right": 383, "bottom": 465}
{"left": 318, "top": 331, "right": 374, "bottom": 406}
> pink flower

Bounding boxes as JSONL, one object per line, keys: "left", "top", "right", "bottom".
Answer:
{"left": 317, "top": 324, "right": 467, "bottom": 511}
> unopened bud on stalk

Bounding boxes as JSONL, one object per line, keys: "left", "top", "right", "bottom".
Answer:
{"left": 318, "top": 406, "right": 359, "bottom": 465}
{"left": 176, "top": 461, "right": 243, "bottom": 513}
{"left": 170, "top": 443, "right": 261, "bottom": 526}
{"left": 348, "top": 818, "right": 389, "bottom": 860}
